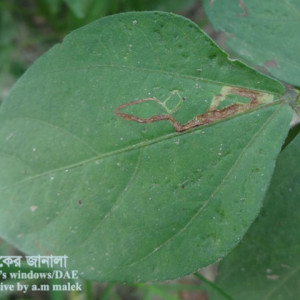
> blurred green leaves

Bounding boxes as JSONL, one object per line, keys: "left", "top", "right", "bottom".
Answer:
{"left": 0, "top": 0, "right": 199, "bottom": 103}
{"left": 203, "top": 0, "right": 300, "bottom": 87}
{"left": 34, "top": 0, "right": 199, "bottom": 32}
{"left": 0, "top": 9, "right": 17, "bottom": 102}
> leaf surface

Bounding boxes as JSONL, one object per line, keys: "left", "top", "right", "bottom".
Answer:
{"left": 210, "top": 132, "right": 300, "bottom": 299}
{"left": 203, "top": 0, "right": 300, "bottom": 87}
{"left": 0, "top": 12, "right": 292, "bottom": 281}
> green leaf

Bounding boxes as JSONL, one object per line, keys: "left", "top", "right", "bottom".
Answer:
{"left": 209, "top": 132, "right": 300, "bottom": 299}
{"left": 144, "top": 0, "right": 197, "bottom": 12}
{"left": 0, "top": 12, "right": 292, "bottom": 281}
{"left": 64, "top": 0, "right": 94, "bottom": 18}
{"left": 44, "top": 0, "right": 63, "bottom": 16}
{"left": 85, "top": 0, "right": 112, "bottom": 20}
{"left": 203, "top": 0, "right": 300, "bottom": 87}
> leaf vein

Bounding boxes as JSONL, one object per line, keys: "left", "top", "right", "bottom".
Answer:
{"left": 124, "top": 103, "right": 285, "bottom": 269}
{"left": 71, "top": 148, "right": 143, "bottom": 254}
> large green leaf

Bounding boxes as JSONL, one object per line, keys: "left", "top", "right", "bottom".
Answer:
{"left": 210, "top": 132, "right": 300, "bottom": 299}
{"left": 0, "top": 12, "right": 292, "bottom": 281}
{"left": 203, "top": 0, "right": 300, "bottom": 87}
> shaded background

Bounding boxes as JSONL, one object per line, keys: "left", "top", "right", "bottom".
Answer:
{"left": 0, "top": 0, "right": 225, "bottom": 103}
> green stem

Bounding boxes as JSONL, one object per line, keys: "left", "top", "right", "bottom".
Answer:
{"left": 85, "top": 280, "right": 93, "bottom": 300}
{"left": 100, "top": 282, "right": 114, "bottom": 300}
{"left": 193, "top": 272, "right": 235, "bottom": 300}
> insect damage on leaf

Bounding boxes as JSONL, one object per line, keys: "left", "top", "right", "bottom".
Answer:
{"left": 237, "top": 0, "right": 248, "bottom": 17}
{"left": 115, "top": 87, "right": 275, "bottom": 132}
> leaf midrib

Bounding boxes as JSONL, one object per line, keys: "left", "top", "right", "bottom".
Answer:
{"left": 0, "top": 99, "right": 285, "bottom": 196}
{"left": 0, "top": 101, "right": 285, "bottom": 193}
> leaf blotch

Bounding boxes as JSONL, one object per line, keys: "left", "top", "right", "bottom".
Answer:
{"left": 114, "top": 87, "right": 274, "bottom": 132}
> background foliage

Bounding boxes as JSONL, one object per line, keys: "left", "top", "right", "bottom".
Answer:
{"left": 0, "top": 0, "right": 199, "bottom": 103}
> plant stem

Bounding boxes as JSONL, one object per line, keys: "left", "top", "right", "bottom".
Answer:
{"left": 85, "top": 280, "right": 93, "bottom": 300}
{"left": 100, "top": 282, "right": 114, "bottom": 300}
{"left": 194, "top": 272, "right": 235, "bottom": 300}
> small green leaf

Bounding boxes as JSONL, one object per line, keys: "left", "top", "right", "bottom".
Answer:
{"left": 64, "top": 0, "right": 94, "bottom": 18}
{"left": 0, "top": 12, "right": 292, "bottom": 281}
{"left": 144, "top": 0, "right": 196, "bottom": 12}
{"left": 203, "top": 0, "right": 300, "bottom": 87}
{"left": 209, "top": 132, "right": 300, "bottom": 299}
{"left": 44, "top": 0, "right": 63, "bottom": 16}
